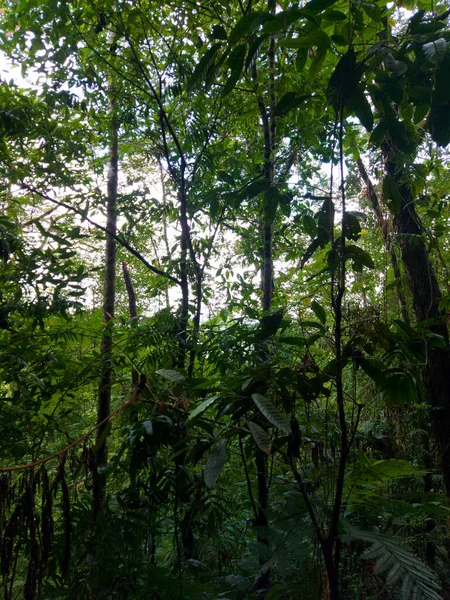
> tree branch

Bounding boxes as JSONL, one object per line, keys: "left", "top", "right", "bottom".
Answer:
{"left": 21, "top": 183, "right": 181, "bottom": 286}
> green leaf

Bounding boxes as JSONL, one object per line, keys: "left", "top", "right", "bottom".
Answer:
{"left": 345, "top": 244, "right": 375, "bottom": 270}
{"left": 187, "top": 396, "right": 219, "bottom": 422}
{"left": 222, "top": 44, "right": 247, "bottom": 96}
{"left": 359, "top": 357, "right": 388, "bottom": 385}
{"left": 422, "top": 38, "right": 447, "bottom": 65}
{"left": 252, "top": 394, "right": 291, "bottom": 434}
{"left": 204, "top": 439, "right": 227, "bottom": 489}
{"left": 317, "top": 196, "right": 334, "bottom": 245}
{"left": 311, "top": 300, "right": 326, "bottom": 324}
{"left": 383, "top": 174, "right": 403, "bottom": 214}
{"left": 362, "top": 2, "right": 382, "bottom": 20}
{"left": 188, "top": 43, "right": 223, "bottom": 90}
{"left": 343, "top": 211, "right": 361, "bottom": 241}
{"left": 245, "top": 35, "right": 268, "bottom": 71}
{"left": 248, "top": 422, "right": 272, "bottom": 454}
{"left": 348, "top": 88, "right": 373, "bottom": 132}
{"left": 279, "top": 30, "right": 331, "bottom": 49}
{"left": 275, "top": 92, "right": 311, "bottom": 116}
{"left": 280, "top": 336, "right": 308, "bottom": 347}
{"left": 327, "top": 49, "right": 364, "bottom": 111}
{"left": 296, "top": 48, "right": 308, "bottom": 72}
{"left": 323, "top": 9, "right": 347, "bottom": 20}
{"left": 211, "top": 24, "right": 227, "bottom": 40}
{"left": 343, "top": 523, "right": 442, "bottom": 600}
{"left": 304, "top": 0, "right": 338, "bottom": 13}
{"left": 155, "top": 369, "right": 185, "bottom": 384}
{"left": 229, "top": 12, "right": 267, "bottom": 44}
{"left": 430, "top": 55, "right": 450, "bottom": 146}
{"left": 142, "top": 419, "right": 153, "bottom": 436}
{"left": 309, "top": 46, "right": 327, "bottom": 78}
{"left": 303, "top": 214, "right": 317, "bottom": 238}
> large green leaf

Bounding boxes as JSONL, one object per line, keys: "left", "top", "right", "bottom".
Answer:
{"left": 187, "top": 396, "right": 219, "bottom": 422}
{"left": 252, "top": 394, "right": 291, "bottom": 434}
{"left": 383, "top": 174, "right": 403, "bottom": 214}
{"left": 304, "top": 0, "right": 338, "bottom": 12}
{"left": 430, "top": 55, "right": 450, "bottom": 146}
{"left": 343, "top": 523, "right": 442, "bottom": 600}
{"left": 248, "top": 422, "right": 272, "bottom": 454}
{"left": 188, "top": 43, "right": 223, "bottom": 90}
{"left": 204, "top": 439, "right": 227, "bottom": 489}
{"left": 155, "top": 369, "right": 185, "bottom": 384}
{"left": 345, "top": 245, "right": 374, "bottom": 271}
{"left": 311, "top": 300, "right": 326, "bottom": 324}
{"left": 327, "top": 49, "right": 365, "bottom": 111}
{"left": 229, "top": 12, "right": 267, "bottom": 44}
{"left": 222, "top": 44, "right": 247, "bottom": 96}
{"left": 422, "top": 38, "right": 447, "bottom": 65}
{"left": 279, "top": 29, "right": 330, "bottom": 50}
{"left": 348, "top": 88, "right": 373, "bottom": 132}
{"left": 275, "top": 92, "right": 311, "bottom": 116}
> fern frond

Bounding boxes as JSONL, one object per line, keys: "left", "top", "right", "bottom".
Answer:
{"left": 343, "top": 523, "right": 442, "bottom": 600}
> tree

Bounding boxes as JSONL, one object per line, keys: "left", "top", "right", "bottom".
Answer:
{"left": 0, "top": 0, "right": 450, "bottom": 599}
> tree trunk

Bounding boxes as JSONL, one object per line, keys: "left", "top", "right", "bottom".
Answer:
{"left": 122, "top": 261, "right": 139, "bottom": 388}
{"left": 383, "top": 152, "right": 450, "bottom": 496}
{"left": 356, "top": 158, "right": 410, "bottom": 324}
{"left": 93, "top": 91, "right": 119, "bottom": 520}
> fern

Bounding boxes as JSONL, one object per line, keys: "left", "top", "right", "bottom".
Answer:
{"left": 343, "top": 523, "right": 442, "bottom": 600}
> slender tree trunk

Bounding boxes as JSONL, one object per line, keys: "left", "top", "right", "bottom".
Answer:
{"left": 356, "top": 158, "right": 410, "bottom": 324}
{"left": 253, "top": 2, "right": 277, "bottom": 591}
{"left": 122, "top": 262, "right": 139, "bottom": 388}
{"left": 93, "top": 90, "right": 119, "bottom": 520}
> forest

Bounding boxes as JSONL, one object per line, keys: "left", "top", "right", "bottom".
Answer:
{"left": 1, "top": 0, "right": 450, "bottom": 598}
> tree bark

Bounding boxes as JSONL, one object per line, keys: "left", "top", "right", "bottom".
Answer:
{"left": 383, "top": 151, "right": 450, "bottom": 496}
{"left": 356, "top": 158, "right": 410, "bottom": 324}
{"left": 93, "top": 90, "right": 119, "bottom": 520}
{"left": 122, "top": 262, "right": 139, "bottom": 389}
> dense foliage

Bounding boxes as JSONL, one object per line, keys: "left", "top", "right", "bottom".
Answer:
{"left": 1, "top": 0, "right": 450, "bottom": 598}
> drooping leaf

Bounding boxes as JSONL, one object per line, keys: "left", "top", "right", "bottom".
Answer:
{"left": 252, "top": 394, "right": 291, "bottom": 434}
{"left": 275, "top": 92, "right": 311, "bottom": 116}
{"left": 343, "top": 211, "right": 361, "bottom": 241}
{"left": 430, "top": 55, "right": 450, "bottom": 146}
{"left": 317, "top": 196, "right": 334, "bottom": 244}
{"left": 303, "top": 214, "right": 317, "bottom": 238}
{"left": 304, "top": 0, "right": 338, "bottom": 13}
{"left": 279, "top": 30, "right": 331, "bottom": 50}
{"left": 156, "top": 369, "right": 185, "bottom": 384}
{"left": 188, "top": 43, "right": 223, "bottom": 90}
{"left": 296, "top": 48, "right": 308, "bottom": 72}
{"left": 345, "top": 244, "right": 375, "bottom": 271}
{"left": 326, "top": 48, "right": 364, "bottom": 110}
{"left": 248, "top": 422, "right": 272, "bottom": 454}
{"left": 245, "top": 35, "right": 268, "bottom": 71}
{"left": 311, "top": 300, "right": 327, "bottom": 324}
{"left": 383, "top": 53, "right": 408, "bottom": 77}
{"left": 422, "top": 38, "right": 447, "bottom": 65}
{"left": 187, "top": 396, "right": 219, "bottom": 422}
{"left": 362, "top": 2, "right": 382, "bottom": 21}
{"left": 343, "top": 523, "right": 442, "bottom": 600}
{"left": 383, "top": 174, "right": 403, "bottom": 214}
{"left": 211, "top": 24, "right": 227, "bottom": 40}
{"left": 142, "top": 419, "right": 153, "bottom": 436}
{"left": 259, "top": 307, "right": 284, "bottom": 338}
{"left": 222, "top": 44, "right": 247, "bottom": 96}
{"left": 348, "top": 88, "right": 373, "bottom": 132}
{"left": 323, "top": 9, "right": 347, "bottom": 21}
{"left": 229, "top": 12, "right": 267, "bottom": 44}
{"left": 309, "top": 46, "right": 328, "bottom": 78}
{"left": 204, "top": 439, "right": 227, "bottom": 489}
